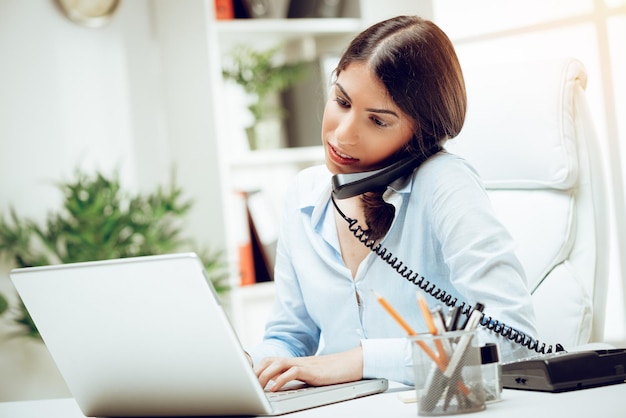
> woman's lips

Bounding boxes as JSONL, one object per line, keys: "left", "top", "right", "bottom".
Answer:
{"left": 328, "top": 143, "right": 359, "bottom": 165}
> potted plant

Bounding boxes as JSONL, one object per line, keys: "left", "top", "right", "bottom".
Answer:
{"left": 0, "top": 169, "right": 228, "bottom": 339}
{"left": 222, "top": 44, "right": 309, "bottom": 150}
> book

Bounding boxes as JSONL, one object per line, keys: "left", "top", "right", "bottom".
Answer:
{"left": 214, "top": 0, "right": 234, "bottom": 20}
{"left": 233, "top": 191, "right": 255, "bottom": 286}
{"left": 246, "top": 190, "right": 278, "bottom": 282}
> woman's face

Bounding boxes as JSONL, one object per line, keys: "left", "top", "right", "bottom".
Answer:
{"left": 322, "top": 62, "right": 415, "bottom": 175}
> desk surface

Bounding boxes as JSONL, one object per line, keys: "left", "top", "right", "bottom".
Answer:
{"left": 1, "top": 383, "right": 623, "bottom": 418}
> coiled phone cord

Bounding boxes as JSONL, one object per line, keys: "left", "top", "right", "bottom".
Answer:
{"left": 331, "top": 196, "right": 560, "bottom": 354}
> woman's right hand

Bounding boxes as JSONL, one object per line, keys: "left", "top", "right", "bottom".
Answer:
{"left": 254, "top": 346, "right": 363, "bottom": 391}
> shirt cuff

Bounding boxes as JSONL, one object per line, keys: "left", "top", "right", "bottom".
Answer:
{"left": 246, "top": 339, "right": 296, "bottom": 367}
{"left": 361, "top": 338, "right": 414, "bottom": 385}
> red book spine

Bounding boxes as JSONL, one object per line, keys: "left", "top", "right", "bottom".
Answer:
{"left": 214, "top": 0, "right": 234, "bottom": 20}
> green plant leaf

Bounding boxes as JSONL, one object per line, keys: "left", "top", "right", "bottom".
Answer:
{"left": 222, "top": 44, "right": 309, "bottom": 123}
{"left": 0, "top": 293, "right": 8, "bottom": 316}
{"left": 0, "top": 168, "right": 228, "bottom": 339}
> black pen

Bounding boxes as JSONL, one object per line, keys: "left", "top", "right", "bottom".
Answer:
{"left": 444, "top": 304, "right": 484, "bottom": 379}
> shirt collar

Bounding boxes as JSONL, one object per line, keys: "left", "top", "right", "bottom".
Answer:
{"left": 295, "top": 168, "right": 332, "bottom": 226}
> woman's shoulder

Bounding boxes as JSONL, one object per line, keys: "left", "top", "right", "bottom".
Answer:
{"left": 419, "top": 151, "right": 480, "bottom": 180}
{"left": 410, "top": 151, "right": 488, "bottom": 204}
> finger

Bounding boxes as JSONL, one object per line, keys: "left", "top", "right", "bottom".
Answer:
{"left": 254, "top": 356, "right": 279, "bottom": 385}
{"left": 268, "top": 366, "right": 302, "bottom": 392}
{"left": 256, "top": 359, "right": 290, "bottom": 389}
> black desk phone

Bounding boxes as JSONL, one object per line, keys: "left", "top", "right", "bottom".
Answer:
{"left": 502, "top": 349, "right": 626, "bottom": 392}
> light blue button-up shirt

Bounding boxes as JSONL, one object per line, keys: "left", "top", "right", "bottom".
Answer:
{"left": 247, "top": 152, "right": 537, "bottom": 384}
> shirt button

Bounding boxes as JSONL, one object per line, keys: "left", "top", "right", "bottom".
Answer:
{"left": 355, "top": 328, "right": 363, "bottom": 337}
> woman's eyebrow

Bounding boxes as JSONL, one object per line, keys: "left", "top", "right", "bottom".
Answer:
{"left": 335, "top": 82, "right": 352, "bottom": 102}
{"left": 335, "top": 82, "right": 399, "bottom": 118}
{"left": 366, "top": 107, "right": 399, "bottom": 118}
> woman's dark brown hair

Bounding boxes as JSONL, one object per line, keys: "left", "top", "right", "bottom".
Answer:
{"left": 334, "top": 15, "right": 467, "bottom": 240}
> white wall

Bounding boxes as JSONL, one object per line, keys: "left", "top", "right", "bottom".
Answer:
{"left": 0, "top": 1, "right": 136, "bottom": 216}
{"left": 0, "top": 0, "right": 154, "bottom": 402}
{"left": 0, "top": 0, "right": 226, "bottom": 258}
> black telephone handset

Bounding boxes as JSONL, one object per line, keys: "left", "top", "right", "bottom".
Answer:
{"left": 332, "top": 155, "right": 421, "bottom": 199}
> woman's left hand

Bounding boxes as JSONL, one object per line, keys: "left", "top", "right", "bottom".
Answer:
{"left": 254, "top": 346, "right": 363, "bottom": 392}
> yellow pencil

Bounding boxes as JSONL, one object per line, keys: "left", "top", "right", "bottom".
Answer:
{"left": 372, "top": 290, "right": 442, "bottom": 369}
{"left": 416, "top": 290, "right": 449, "bottom": 363}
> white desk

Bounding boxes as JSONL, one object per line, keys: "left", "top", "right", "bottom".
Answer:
{"left": 0, "top": 382, "right": 623, "bottom": 418}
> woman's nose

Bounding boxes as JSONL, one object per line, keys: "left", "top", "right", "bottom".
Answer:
{"left": 335, "top": 114, "right": 358, "bottom": 146}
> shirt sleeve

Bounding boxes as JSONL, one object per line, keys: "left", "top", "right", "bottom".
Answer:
{"left": 246, "top": 176, "right": 322, "bottom": 366}
{"left": 361, "top": 338, "right": 414, "bottom": 385}
{"left": 427, "top": 157, "right": 538, "bottom": 361}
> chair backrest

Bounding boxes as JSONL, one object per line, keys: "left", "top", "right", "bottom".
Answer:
{"left": 446, "top": 58, "right": 609, "bottom": 349}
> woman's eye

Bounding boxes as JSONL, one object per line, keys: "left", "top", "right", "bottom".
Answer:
{"left": 371, "top": 116, "right": 387, "bottom": 127}
{"left": 334, "top": 97, "right": 349, "bottom": 108}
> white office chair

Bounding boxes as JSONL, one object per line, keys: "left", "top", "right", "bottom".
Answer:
{"left": 446, "top": 58, "right": 609, "bottom": 350}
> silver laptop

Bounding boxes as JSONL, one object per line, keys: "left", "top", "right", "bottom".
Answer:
{"left": 10, "top": 253, "right": 387, "bottom": 416}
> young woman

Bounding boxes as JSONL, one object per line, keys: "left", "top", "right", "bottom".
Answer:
{"left": 247, "top": 15, "right": 538, "bottom": 391}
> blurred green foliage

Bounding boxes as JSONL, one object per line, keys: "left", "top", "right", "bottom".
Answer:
{"left": 0, "top": 169, "right": 228, "bottom": 339}
{"left": 222, "top": 44, "right": 309, "bottom": 124}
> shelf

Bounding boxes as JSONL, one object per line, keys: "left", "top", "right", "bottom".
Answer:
{"left": 230, "top": 146, "right": 324, "bottom": 168}
{"left": 215, "top": 18, "right": 362, "bottom": 37}
{"left": 214, "top": 18, "right": 362, "bottom": 52}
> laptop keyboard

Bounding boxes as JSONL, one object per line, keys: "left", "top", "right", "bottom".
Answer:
{"left": 266, "top": 387, "right": 312, "bottom": 400}
{"left": 265, "top": 381, "right": 317, "bottom": 400}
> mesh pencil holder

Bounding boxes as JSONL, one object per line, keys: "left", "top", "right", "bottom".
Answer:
{"left": 409, "top": 330, "right": 486, "bottom": 416}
